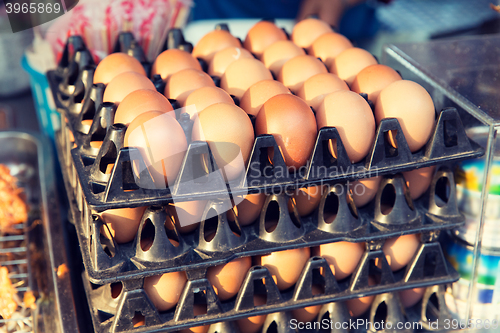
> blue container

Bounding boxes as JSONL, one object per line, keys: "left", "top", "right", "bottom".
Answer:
{"left": 21, "top": 54, "right": 60, "bottom": 145}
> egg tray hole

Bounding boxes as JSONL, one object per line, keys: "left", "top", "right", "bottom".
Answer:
{"left": 80, "top": 242, "right": 458, "bottom": 333}
{"left": 70, "top": 171, "right": 466, "bottom": 283}
{"left": 63, "top": 107, "right": 483, "bottom": 213}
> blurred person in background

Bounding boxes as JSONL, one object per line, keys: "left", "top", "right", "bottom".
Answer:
{"left": 191, "top": 0, "right": 392, "bottom": 40}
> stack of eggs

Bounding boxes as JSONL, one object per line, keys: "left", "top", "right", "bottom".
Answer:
{"left": 77, "top": 18, "right": 445, "bottom": 332}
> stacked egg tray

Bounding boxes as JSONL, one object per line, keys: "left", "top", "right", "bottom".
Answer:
{"left": 48, "top": 29, "right": 481, "bottom": 332}
{"left": 82, "top": 275, "right": 453, "bottom": 333}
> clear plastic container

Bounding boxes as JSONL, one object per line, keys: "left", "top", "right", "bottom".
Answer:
{"left": 383, "top": 34, "right": 500, "bottom": 326}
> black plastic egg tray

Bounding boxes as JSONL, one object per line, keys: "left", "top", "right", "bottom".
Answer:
{"left": 54, "top": 29, "right": 464, "bottom": 333}
{"left": 191, "top": 284, "right": 452, "bottom": 333}
{"left": 48, "top": 32, "right": 483, "bottom": 211}
{"left": 80, "top": 234, "right": 457, "bottom": 333}
{"left": 58, "top": 133, "right": 466, "bottom": 284}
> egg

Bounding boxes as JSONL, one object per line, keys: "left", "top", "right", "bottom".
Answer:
{"left": 403, "top": 166, "right": 436, "bottom": 200}
{"left": 168, "top": 200, "right": 207, "bottom": 234}
{"left": 99, "top": 206, "right": 147, "bottom": 243}
{"left": 351, "top": 64, "right": 401, "bottom": 103}
{"left": 297, "top": 73, "right": 349, "bottom": 111}
{"left": 256, "top": 247, "right": 310, "bottom": 290}
{"left": 124, "top": 111, "right": 188, "bottom": 188}
{"left": 179, "top": 305, "right": 209, "bottom": 333}
{"left": 375, "top": 80, "right": 436, "bottom": 152}
{"left": 192, "top": 29, "right": 241, "bottom": 62}
{"left": 316, "top": 90, "right": 375, "bottom": 163}
{"left": 261, "top": 40, "right": 305, "bottom": 75}
{"left": 330, "top": 48, "right": 378, "bottom": 86}
{"left": 316, "top": 241, "right": 365, "bottom": 280}
{"left": 349, "top": 176, "right": 382, "bottom": 207}
{"left": 239, "top": 80, "right": 291, "bottom": 117}
{"left": 289, "top": 185, "right": 323, "bottom": 217}
{"left": 399, "top": 287, "right": 425, "bottom": 308}
{"left": 309, "top": 32, "right": 353, "bottom": 67}
{"left": 151, "top": 49, "right": 202, "bottom": 80}
{"left": 184, "top": 86, "right": 234, "bottom": 118}
{"left": 279, "top": 55, "right": 328, "bottom": 93}
{"left": 165, "top": 69, "right": 215, "bottom": 106}
{"left": 93, "top": 53, "right": 146, "bottom": 85}
{"left": 292, "top": 18, "right": 333, "bottom": 49}
{"left": 221, "top": 58, "right": 273, "bottom": 99}
{"left": 207, "top": 257, "right": 252, "bottom": 301}
{"left": 143, "top": 271, "right": 187, "bottom": 311}
{"left": 208, "top": 46, "right": 253, "bottom": 77}
{"left": 236, "top": 295, "right": 267, "bottom": 333}
{"left": 346, "top": 292, "right": 375, "bottom": 318}
{"left": 256, "top": 94, "right": 317, "bottom": 170}
{"left": 114, "top": 89, "right": 174, "bottom": 125}
{"left": 291, "top": 285, "right": 323, "bottom": 322}
{"left": 243, "top": 21, "right": 287, "bottom": 58}
{"left": 228, "top": 193, "right": 266, "bottom": 226}
{"left": 192, "top": 103, "right": 255, "bottom": 181}
{"left": 383, "top": 234, "right": 420, "bottom": 271}
{"left": 103, "top": 72, "right": 156, "bottom": 104}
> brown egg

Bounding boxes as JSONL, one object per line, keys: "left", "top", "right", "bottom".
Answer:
{"left": 349, "top": 176, "right": 382, "bottom": 207}
{"left": 151, "top": 49, "right": 202, "bottom": 80}
{"left": 221, "top": 58, "right": 273, "bottom": 99}
{"left": 114, "top": 89, "right": 174, "bottom": 125}
{"left": 143, "top": 271, "right": 187, "bottom": 311}
{"left": 330, "top": 48, "right": 378, "bottom": 86}
{"left": 297, "top": 73, "right": 349, "bottom": 111}
{"left": 289, "top": 185, "right": 323, "bottom": 217}
{"left": 192, "top": 29, "right": 241, "bottom": 62}
{"left": 316, "top": 241, "right": 365, "bottom": 280}
{"left": 261, "top": 40, "right": 305, "bottom": 75}
{"left": 375, "top": 80, "right": 436, "bottom": 152}
{"left": 256, "top": 94, "right": 317, "bottom": 170}
{"left": 192, "top": 103, "right": 255, "bottom": 181}
{"left": 124, "top": 111, "right": 188, "bottom": 188}
{"left": 403, "top": 166, "right": 436, "bottom": 200}
{"left": 346, "top": 284, "right": 375, "bottom": 317}
{"left": 228, "top": 193, "right": 266, "bottom": 226}
{"left": 103, "top": 72, "right": 156, "bottom": 104}
{"left": 93, "top": 53, "right": 146, "bottom": 85}
{"left": 208, "top": 46, "right": 253, "bottom": 77}
{"left": 292, "top": 18, "right": 333, "bottom": 49}
{"left": 257, "top": 247, "right": 310, "bottom": 290}
{"left": 351, "top": 64, "right": 402, "bottom": 103}
{"left": 169, "top": 200, "right": 207, "bottom": 234}
{"left": 316, "top": 90, "right": 375, "bottom": 163}
{"left": 279, "top": 55, "right": 328, "bottom": 93}
{"left": 239, "top": 80, "right": 291, "bottom": 117}
{"left": 291, "top": 285, "right": 323, "bottom": 322}
{"left": 165, "top": 69, "right": 215, "bottom": 106}
{"left": 99, "top": 206, "right": 147, "bottom": 243}
{"left": 292, "top": 304, "right": 322, "bottom": 323}
{"left": 243, "top": 21, "right": 287, "bottom": 58}
{"left": 179, "top": 305, "right": 209, "bottom": 333}
{"left": 236, "top": 295, "right": 267, "bottom": 333}
{"left": 383, "top": 234, "right": 420, "bottom": 271}
{"left": 207, "top": 257, "right": 251, "bottom": 301}
{"left": 184, "top": 86, "right": 234, "bottom": 118}
{"left": 399, "top": 287, "right": 426, "bottom": 308}
{"left": 309, "top": 32, "right": 353, "bottom": 67}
